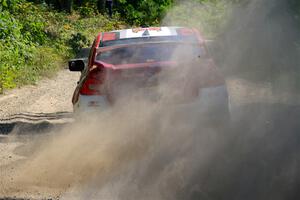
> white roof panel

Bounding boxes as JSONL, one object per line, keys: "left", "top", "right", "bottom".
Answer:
{"left": 116, "top": 27, "right": 179, "bottom": 39}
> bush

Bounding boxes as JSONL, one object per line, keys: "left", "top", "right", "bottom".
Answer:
{"left": 115, "top": 0, "right": 173, "bottom": 26}
{"left": 78, "top": 5, "right": 97, "bottom": 17}
{"left": 0, "top": 0, "right": 124, "bottom": 93}
{"left": 68, "top": 33, "right": 90, "bottom": 53}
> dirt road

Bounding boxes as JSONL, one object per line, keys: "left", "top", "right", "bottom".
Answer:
{"left": 0, "top": 69, "right": 79, "bottom": 119}
{"left": 0, "top": 70, "right": 80, "bottom": 199}
{"left": 1, "top": 69, "right": 300, "bottom": 199}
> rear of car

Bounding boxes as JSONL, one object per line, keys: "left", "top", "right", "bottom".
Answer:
{"left": 69, "top": 27, "right": 229, "bottom": 124}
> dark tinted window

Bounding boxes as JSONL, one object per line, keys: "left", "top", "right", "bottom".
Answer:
{"left": 96, "top": 43, "right": 204, "bottom": 65}
{"left": 99, "top": 36, "right": 198, "bottom": 47}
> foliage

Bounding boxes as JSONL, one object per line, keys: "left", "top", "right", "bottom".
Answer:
{"left": 163, "top": 0, "right": 232, "bottom": 38}
{"left": 68, "top": 33, "right": 89, "bottom": 53}
{"left": 32, "top": 0, "right": 174, "bottom": 26}
{"left": 0, "top": 0, "right": 123, "bottom": 93}
{"left": 115, "top": 0, "right": 173, "bottom": 26}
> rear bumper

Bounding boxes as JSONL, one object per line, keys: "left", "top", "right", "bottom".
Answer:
{"left": 73, "top": 95, "right": 109, "bottom": 114}
{"left": 73, "top": 85, "right": 230, "bottom": 124}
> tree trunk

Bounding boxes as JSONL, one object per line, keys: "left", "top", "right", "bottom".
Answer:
{"left": 97, "top": 0, "right": 106, "bottom": 14}
{"left": 65, "top": 0, "right": 73, "bottom": 13}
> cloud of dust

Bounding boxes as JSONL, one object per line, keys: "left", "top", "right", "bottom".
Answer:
{"left": 4, "top": 0, "right": 300, "bottom": 199}
{"left": 5, "top": 100, "right": 225, "bottom": 199}
{"left": 218, "top": 0, "right": 300, "bottom": 94}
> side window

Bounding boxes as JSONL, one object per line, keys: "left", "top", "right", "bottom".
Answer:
{"left": 88, "top": 41, "right": 95, "bottom": 60}
{"left": 87, "top": 39, "right": 96, "bottom": 68}
{"left": 80, "top": 40, "right": 96, "bottom": 76}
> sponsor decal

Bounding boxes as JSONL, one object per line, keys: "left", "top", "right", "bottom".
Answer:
{"left": 132, "top": 27, "right": 162, "bottom": 33}
{"left": 148, "top": 27, "right": 162, "bottom": 31}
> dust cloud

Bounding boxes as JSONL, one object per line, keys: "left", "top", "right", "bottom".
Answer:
{"left": 3, "top": 100, "right": 226, "bottom": 199}
{"left": 3, "top": 0, "right": 300, "bottom": 199}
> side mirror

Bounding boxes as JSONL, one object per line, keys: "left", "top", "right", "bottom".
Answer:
{"left": 69, "top": 59, "right": 85, "bottom": 71}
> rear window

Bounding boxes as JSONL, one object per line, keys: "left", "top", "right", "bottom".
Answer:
{"left": 99, "top": 35, "right": 198, "bottom": 47}
{"left": 96, "top": 43, "right": 204, "bottom": 65}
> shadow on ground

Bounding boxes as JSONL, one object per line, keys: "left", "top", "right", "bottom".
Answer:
{"left": 0, "top": 112, "right": 73, "bottom": 135}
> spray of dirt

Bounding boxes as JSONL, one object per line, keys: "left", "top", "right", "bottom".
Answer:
{"left": 2, "top": 0, "right": 300, "bottom": 199}
{"left": 2, "top": 98, "right": 226, "bottom": 199}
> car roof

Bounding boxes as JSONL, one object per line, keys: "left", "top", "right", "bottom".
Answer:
{"left": 109, "top": 26, "right": 182, "bottom": 39}
{"left": 97, "top": 26, "right": 204, "bottom": 47}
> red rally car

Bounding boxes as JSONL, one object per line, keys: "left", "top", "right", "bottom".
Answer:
{"left": 69, "top": 27, "right": 230, "bottom": 123}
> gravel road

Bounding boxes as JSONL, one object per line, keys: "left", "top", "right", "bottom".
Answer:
{"left": 0, "top": 70, "right": 79, "bottom": 119}
{"left": 0, "top": 70, "right": 80, "bottom": 199}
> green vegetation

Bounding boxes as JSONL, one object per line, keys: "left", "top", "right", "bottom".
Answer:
{"left": 0, "top": 0, "right": 123, "bottom": 93}
{"left": 114, "top": 0, "right": 173, "bottom": 26}
{"left": 163, "top": 0, "right": 232, "bottom": 38}
{"left": 34, "top": 0, "right": 174, "bottom": 26}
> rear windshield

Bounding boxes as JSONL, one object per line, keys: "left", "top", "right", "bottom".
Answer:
{"left": 100, "top": 35, "right": 198, "bottom": 47}
{"left": 96, "top": 43, "right": 204, "bottom": 65}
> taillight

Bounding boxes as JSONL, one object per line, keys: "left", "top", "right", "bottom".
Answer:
{"left": 80, "top": 68, "right": 105, "bottom": 95}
